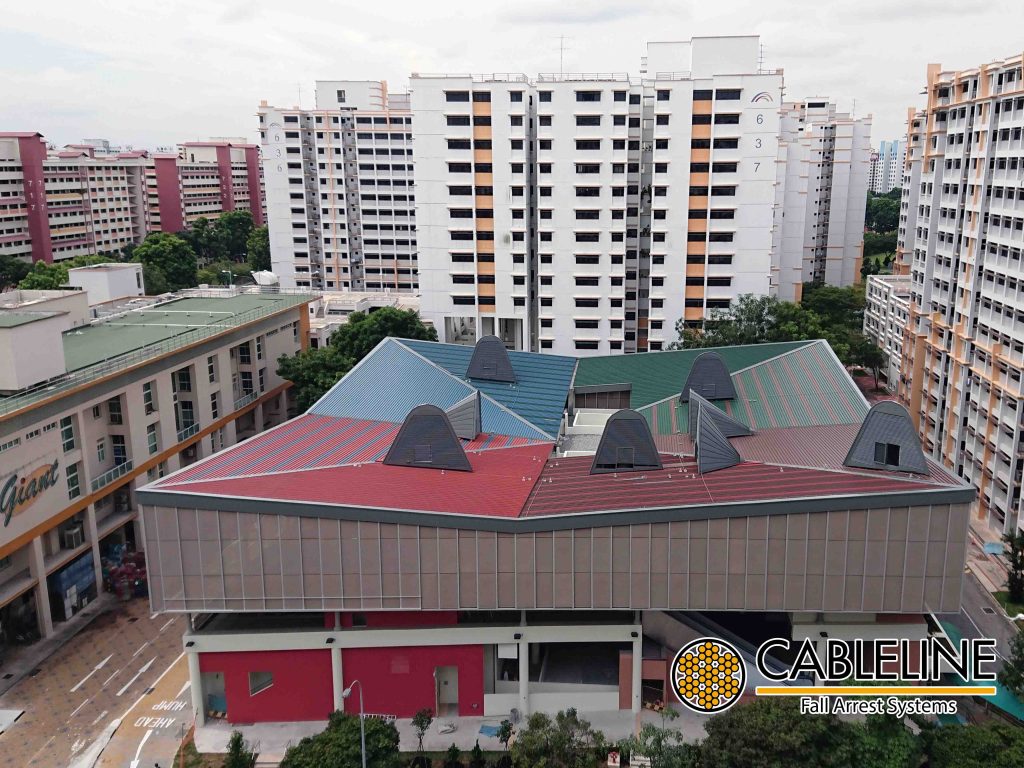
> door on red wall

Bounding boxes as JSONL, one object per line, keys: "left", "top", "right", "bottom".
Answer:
{"left": 434, "top": 666, "right": 459, "bottom": 717}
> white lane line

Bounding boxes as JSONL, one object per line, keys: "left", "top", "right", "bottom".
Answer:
{"left": 132, "top": 640, "right": 150, "bottom": 658}
{"left": 159, "top": 618, "right": 176, "bottom": 633}
{"left": 70, "top": 653, "right": 113, "bottom": 692}
{"left": 176, "top": 679, "right": 191, "bottom": 699}
{"left": 90, "top": 709, "right": 109, "bottom": 727}
{"left": 102, "top": 668, "right": 122, "bottom": 687}
{"left": 116, "top": 657, "right": 156, "bottom": 697}
{"left": 128, "top": 728, "right": 154, "bottom": 768}
{"left": 69, "top": 700, "right": 89, "bottom": 718}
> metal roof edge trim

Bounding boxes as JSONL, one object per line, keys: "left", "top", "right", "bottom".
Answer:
{"left": 307, "top": 336, "right": 400, "bottom": 412}
{"left": 136, "top": 484, "right": 977, "bottom": 535}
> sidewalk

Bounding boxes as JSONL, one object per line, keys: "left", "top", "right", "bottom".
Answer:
{"left": 0, "top": 592, "right": 120, "bottom": 698}
{"left": 966, "top": 517, "right": 1008, "bottom": 595}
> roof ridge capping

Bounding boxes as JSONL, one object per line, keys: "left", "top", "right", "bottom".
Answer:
{"left": 679, "top": 351, "right": 738, "bottom": 402}
{"left": 466, "top": 335, "right": 517, "bottom": 383}
{"left": 842, "top": 401, "right": 930, "bottom": 475}
{"left": 383, "top": 404, "right": 472, "bottom": 472}
{"left": 590, "top": 409, "right": 663, "bottom": 475}
{"left": 695, "top": 401, "right": 742, "bottom": 474}
{"left": 686, "top": 390, "right": 753, "bottom": 439}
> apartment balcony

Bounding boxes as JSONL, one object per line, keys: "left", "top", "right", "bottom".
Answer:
{"left": 234, "top": 391, "right": 259, "bottom": 410}
{"left": 176, "top": 422, "right": 200, "bottom": 442}
{"left": 90, "top": 460, "right": 134, "bottom": 494}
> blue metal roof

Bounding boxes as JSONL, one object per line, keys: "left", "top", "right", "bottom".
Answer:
{"left": 310, "top": 339, "right": 552, "bottom": 440}
{"left": 400, "top": 339, "right": 576, "bottom": 439}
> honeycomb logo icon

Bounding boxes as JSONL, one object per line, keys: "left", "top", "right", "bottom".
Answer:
{"left": 671, "top": 637, "right": 746, "bottom": 714}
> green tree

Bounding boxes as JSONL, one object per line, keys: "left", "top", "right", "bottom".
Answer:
{"left": 445, "top": 743, "right": 462, "bottom": 768}
{"left": 225, "top": 730, "right": 256, "bottom": 768}
{"left": 141, "top": 263, "right": 169, "bottom": 295}
{"left": 216, "top": 209, "right": 255, "bottom": 259}
{"left": 180, "top": 216, "right": 226, "bottom": 264}
{"left": 469, "top": 740, "right": 486, "bottom": 768}
{"left": 849, "top": 713, "right": 921, "bottom": 768}
{"left": 411, "top": 708, "right": 434, "bottom": 755}
{"left": 864, "top": 231, "right": 898, "bottom": 257}
{"left": 621, "top": 721, "right": 700, "bottom": 768}
{"left": 852, "top": 335, "right": 887, "bottom": 390}
{"left": 497, "top": 720, "right": 514, "bottom": 752}
{"left": 279, "top": 711, "right": 401, "bottom": 768}
{"left": 0, "top": 255, "right": 31, "bottom": 290}
{"left": 277, "top": 345, "right": 355, "bottom": 412}
{"left": 923, "top": 722, "right": 1024, "bottom": 768}
{"left": 1004, "top": 529, "right": 1024, "bottom": 605}
{"left": 247, "top": 225, "right": 271, "bottom": 272}
{"left": 800, "top": 284, "right": 864, "bottom": 331}
{"left": 509, "top": 708, "right": 607, "bottom": 768}
{"left": 133, "top": 232, "right": 198, "bottom": 291}
{"left": 865, "top": 193, "right": 900, "bottom": 233}
{"left": 998, "top": 626, "right": 1024, "bottom": 699}
{"left": 198, "top": 258, "right": 248, "bottom": 287}
{"left": 700, "top": 698, "right": 853, "bottom": 768}
{"left": 18, "top": 260, "right": 69, "bottom": 290}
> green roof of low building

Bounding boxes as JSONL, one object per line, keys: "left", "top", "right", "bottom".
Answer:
{"left": 573, "top": 340, "right": 814, "bottom": 409}
{"left": 0, "top": 311, "right": 63, "bottom": 328}
{"left": 60, "top": 293, "right": 307, "bottom": 372}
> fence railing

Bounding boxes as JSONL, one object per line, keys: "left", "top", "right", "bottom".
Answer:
{"left": 90, "top": 460, "right": 133, "bottom": 493}
{"left": 176, "top": 423, "right": 200, "bottom": 442}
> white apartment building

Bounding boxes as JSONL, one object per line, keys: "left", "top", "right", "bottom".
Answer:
{"left": 871, "top": 139, "right": 907, "bottom": 193}
{"left": 258, "top": 81, "right": 417, "bottom": 293}
{"left": 897, "top": 53, "right": 1024, "bottom": 531}
{"left": 0, "top": 285, "right": 311, "bottom": 647}
{"left": 773, "top": 99, "right": 872, "bottom": 297}
{"left": 863, "top": 273, "right": 912, "bottom": 386}
{"left": 414, "top": 37, "right": 788, "bottom": 356}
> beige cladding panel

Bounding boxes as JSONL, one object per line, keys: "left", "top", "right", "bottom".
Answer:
{"left": 143, "top": 502, "right": 970, "bottom": 615}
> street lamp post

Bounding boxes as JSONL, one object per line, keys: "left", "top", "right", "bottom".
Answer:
{"left": 342, "top": 679, "right": 366, "bottom": 768}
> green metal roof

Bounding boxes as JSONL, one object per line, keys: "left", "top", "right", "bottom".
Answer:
{"left": 639, "top": 340, "right": 868, "bottom": 434}
{"left": 573, "top": 340, "right": 814, "bottom": 409}
{"left": 61, "top": 294, "right": 305, "bottom": 372}
{"left": 0, "top": 311, "right": 61, "bottom": 328}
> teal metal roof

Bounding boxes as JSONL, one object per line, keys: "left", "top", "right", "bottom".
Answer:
{"left": 573, "top": 340, "right": 813, "bottom": 409}
{"left": 635, "top": 341, "right": 868, "bottom": 435}
{"left": 310, "top": 338, "right": 557, "bottom": 440}
{"left": 401, "top": 339, "right": 576, "bottom": 439}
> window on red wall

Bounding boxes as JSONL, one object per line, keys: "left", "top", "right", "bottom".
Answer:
{"left": 249, "top": 671, "right": 273, "bottom": 695}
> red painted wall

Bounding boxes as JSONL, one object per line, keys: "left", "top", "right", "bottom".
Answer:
{"left": 200, "top": 649, "right": 333, "bottom": 723}
{"left": 243, "top": 145, "right": 264, "bottom": 226}
{"left": 18, "top": 135, "right": 53, "bottom": 263}
{"left": 342, "top": 644, "right": 484, "bottom": 718}
{"left": 215, "top": 145, "right": 235, "bottom": 213}
{"left": 153, "top": 156, "right": 185, "bottom": 233}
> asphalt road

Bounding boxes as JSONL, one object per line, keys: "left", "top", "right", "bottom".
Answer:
{"left": 938, "top": 570, "right": 1018, "bottom": 668}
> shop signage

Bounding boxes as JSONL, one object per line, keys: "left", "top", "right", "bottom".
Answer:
{"left": 1, "top": 459, "right": 60, "bottom": 528}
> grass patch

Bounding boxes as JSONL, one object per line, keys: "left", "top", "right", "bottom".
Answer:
{"left": 172, "top": 738, "right": 225, "bottom": 768}
{"left": 993, "top": 591, "right": 1024, "bottom": 617}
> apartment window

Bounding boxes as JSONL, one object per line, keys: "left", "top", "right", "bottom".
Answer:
{"left": 448, "top": 162, "right": 471, "bottom": 173}
{"left": 66, "top": 463, "right": 81, "bottom": 500}
{"left": 510, "top": 91, "right": 523, "bottom": 102}
{"left": 452, "top": 296, "right": 476, "bottom": 306}
{"left": 613, "top": 90, "right": 627, "bottom": 102}
{"left": 207, "top": 355, "right": 218, "bottom": 383}
{"left": 709, "top": 209, "right": 736, "bottom": 219}
{"left": 707, "top": 277, "right": 732, "bottom": 287}
{"left": 576, "top": 210, "right": 600, "bottom": 220}
{"left": 474, "top": 139, "right": 492, "bottom": 149}
{"left": 691, "top": 139, "right": 711, "bottom": 149}
{"left": 510, "top": 139, "right": 523, "bottom": 150}
{"left": 576, "top": 139, "right": 601, "bottom": 150}
{"left": 142, "top": 381, "right": 156, "bottom": 414}
{"left": 694, "top": 89, "right": 712, "bottom": 101}
{"left": 657, "top": 89, "right": 670, "bottom": 101}
{"left": 259, "top": 368, "right": 267, "bottom": 393}
{"left": 711, "top": 186, "right": 737, "bottom": 197}
{"left": 576, "top": 90, "right": 601, "bottom": 102}
{"left": 539, "top": 163, "right": 552, "bottom": 173}
{"left": 575, "top": 232, "right": 600, "bottom": 242}
{"left": 539, "top": 139, "right": 552, "bottom": 150}
{"left": 539, "top": 91, "right": 552, "bottom": 102}
{"left": 713, "top": 137, "right": 739, "bottom": 149}
{"left": 60, "top": 416, "right": 75, "bottom": 452}
{"left": 654, "top": 163, "right": 668, "bottom": 173}
{"left": 714, "top": 113, "right": 740, "bottom": 124}
{"left": 249, "top": 671, "right": 274, "bottom": 696}
{"left": 715, "top": 88, "right": 742, "bottom": 100}
{"left": 576, "top": 186, "right": 600, "bottom": 197}
{"left": 708, "top": 232, "right": 734, "bottom": 242}
{"left": 92, "top": 405, "right": 102, "bottom": 420}
{"left": 445, "top": 91, "right": 470, "bottom": 102}
{"left": 447, "top": 139, "right": 471, "bottom": 150}
{"left": 446, "top": 115, "right": 471, "bottom": 126}
{"left": 656, "top": 114, "right": 670, "bottom": 125}
{"left": 687, "top": 232, "right": 707, "bottom": 242}
{"left": 874, "top": 442, "right": 901, "bottom": 466}
{"left": 472, "top": 91, "right": 491, "bottom": 102}
{"left": 147, "top": 424, "right": 159, "bottom": 455}
{"left": 539, "top": 115, "right": 552, "bottom": 126}
{"left": 576, "top": 115, "right": 601, "bottom": 126}
{"left": 96, "top": 438, "right": 106, "bottom": 463}
{"left": 613, "top": 115, "right": 626, "bottom": 126}
{"left": 211, "top": 392, "right": 220, "bottom": 420}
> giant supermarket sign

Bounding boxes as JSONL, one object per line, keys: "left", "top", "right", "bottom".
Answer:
{"left": 2, "top": 459, "right": 60, "bottom": 528}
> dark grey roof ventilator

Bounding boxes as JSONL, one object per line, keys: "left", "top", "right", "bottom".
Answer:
{"left": 590, "top": 409, "right": 663, "bottom": 475}
{"left": 687, "top": 390, "right": 753, "bottom": 439}
{"left": 695, "top": 402, "right": 742, "bottom": 474}
{"left": 680, "top": 351, "right": 737, "bottom": 402}
{"left": 466, "top": 335, "right": 517, "bottom": 383}
{"left": 842, "top": 401, "right": 930, "bottom": 475}
{"left": 446, "top": 391, "right": 482, "bottom": 440}
{"left": 383, "top": 404, "right": 473, "bottom": 472}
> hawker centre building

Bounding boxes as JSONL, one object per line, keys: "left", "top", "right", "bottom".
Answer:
{"left": 137, "top": 336, "right": 975, "bottom": 725}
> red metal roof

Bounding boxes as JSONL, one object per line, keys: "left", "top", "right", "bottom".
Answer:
{"left": 158, "top": 444, "right": 551, "bottom": 518}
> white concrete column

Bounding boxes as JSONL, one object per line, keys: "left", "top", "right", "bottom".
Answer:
{"left": 331, "top": 646, "right": 344, "bottom": 712}
{"left": 631, "top": 633, "right": 643, "bottom": 714}
{"left": 223, "top": 417, "right": 237, "bottom": 446}
{"left": 518, "top": 639, "right": 529, "bottom": 716}
{"left": 254, "top": 402, "right": 264, "bottom": 431}
{"left": 84, "top": 504, "right": 103, "bottom": 590}
{"left": 27, "top": 537, "right": 53, "bottom": 638}
{"left": 188, "top": 651, "right": 205, "bottom": 727}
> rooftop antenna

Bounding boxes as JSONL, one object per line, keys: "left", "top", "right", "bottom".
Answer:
{"left": 851, "top": 98, "right": 857, "bottom": 118}
{"left": 758, "top": 43, "right": 766, "bottom": 73}
{"left": 297, "top": 82, "right": 303, "bottom": 107}
{"left": 557, "top": 35, "right": 572, "bottom": 75}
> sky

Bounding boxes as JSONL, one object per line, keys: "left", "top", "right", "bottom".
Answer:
{"left": 4, "top": 0, "right": 1023, "bottom": 150}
